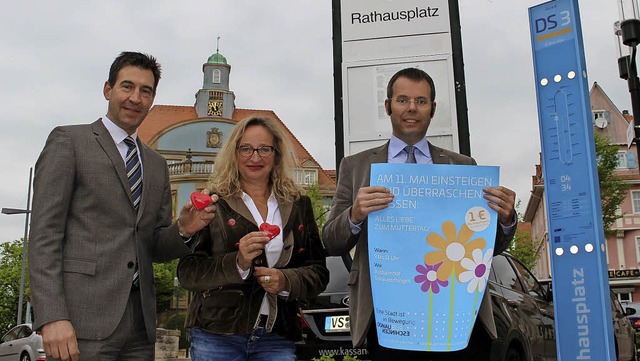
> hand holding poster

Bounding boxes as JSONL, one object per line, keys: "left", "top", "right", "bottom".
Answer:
{"left": 368, "top": 163, "right": 499, "bottom": 351}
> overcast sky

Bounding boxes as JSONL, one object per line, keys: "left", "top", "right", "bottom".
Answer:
{"left": 0, "top": 1, "right": 628, "bottom": 242}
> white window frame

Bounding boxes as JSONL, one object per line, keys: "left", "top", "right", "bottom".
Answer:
{"left": 617, "top": 151, "right": 628, "bottom": 169}
{"left": 294, "top": 170, "right": 303, "bottom": 184}
{"left": 213, "top": 69, "right": 221, "bottom": 84}
{"left": 635, "top": 236, "right": 640, "bottom": 267}
{"left": 618, "top": 292, "right": 632, "bottom": 303}
{"left": 304, "top": 170, "right": 317, "bottom": 185}
{"left": 632, "top": 190, "right": 640, "bottom": 213}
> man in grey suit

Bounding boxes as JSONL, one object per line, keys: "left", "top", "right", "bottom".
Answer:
{"left": 322, "top": 67, "right": 517, "bottom": 361}
{"left": 28, "top": 52, "right": 217, "bottom": 361}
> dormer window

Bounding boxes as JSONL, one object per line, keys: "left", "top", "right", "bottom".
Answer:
{"left": 593, "top": 110, "right": 608, "bottom": 128}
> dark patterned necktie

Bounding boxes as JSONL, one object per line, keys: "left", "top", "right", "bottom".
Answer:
{"left": 124, "top": 137, "right": 143, "bottom": 212}
{"left": 404, "top": 145, "right": 417, "bottom": 163}
{"left": 124, "top": 136, "right": 142, "bottom": 287}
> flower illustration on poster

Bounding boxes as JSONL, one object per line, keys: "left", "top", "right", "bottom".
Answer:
{"left": 414, "top": 262, "right": 449, "bottom": 346}
{"left": 414, "top": 220, "right": 490, "bottom": 350}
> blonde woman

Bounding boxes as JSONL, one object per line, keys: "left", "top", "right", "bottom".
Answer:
{"left": 178, "top": 115, "right": 329, "bottom": 361}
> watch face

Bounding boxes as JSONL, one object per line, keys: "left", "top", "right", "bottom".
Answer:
{"left": 207, "top": 101, "right": 223, "bottom": 116}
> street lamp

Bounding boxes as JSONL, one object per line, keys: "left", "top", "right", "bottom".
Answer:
{"left": 615, "top": 0, "right": 640, "bottom": 161}
{"left": 173, "top": 276, "right": 179, "bottom": 330}
{"left": 2, "top": 167, "right": 33, "bottom": 326}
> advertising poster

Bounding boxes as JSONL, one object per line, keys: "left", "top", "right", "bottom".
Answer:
{"left": 368, "top": 163, "right": 499, "bottom": 351}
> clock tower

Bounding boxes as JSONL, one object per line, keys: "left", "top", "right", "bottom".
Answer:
{"left": 195, "top": 47, "right": 235, "bottom": 119}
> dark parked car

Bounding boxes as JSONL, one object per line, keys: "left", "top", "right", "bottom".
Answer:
{"left": 624, "top": 302, "right": 640, "bottom": 330}
{"left": 296, "top": 255, "right": 369, "bottom": 360}
{"left": 0, "top": 323, "right": 45, "bottom": 361}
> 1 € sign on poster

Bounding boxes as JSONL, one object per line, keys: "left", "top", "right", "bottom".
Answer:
{"left": 368, "top": 163, "right": 499, "bottom": 352}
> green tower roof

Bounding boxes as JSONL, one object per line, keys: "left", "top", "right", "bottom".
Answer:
{"left": 207, "top": 51, "right": 227, "bottom": 64}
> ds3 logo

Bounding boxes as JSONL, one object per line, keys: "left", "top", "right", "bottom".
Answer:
{"left": 534, "top": 10, "right": 571, "bottom": 33}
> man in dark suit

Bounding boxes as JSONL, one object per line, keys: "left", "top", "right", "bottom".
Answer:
{"left": 28, "top": 52, "right": 217, "bottom": 361}
{"left": 322, "top": 67, "right": 517, "bottom": 361}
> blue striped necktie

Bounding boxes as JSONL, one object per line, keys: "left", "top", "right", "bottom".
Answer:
{"left": 124, "top": 136, "right": 142, "bottom": 287}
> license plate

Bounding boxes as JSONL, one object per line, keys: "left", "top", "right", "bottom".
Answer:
{"left": 325, "top": 315, "right": 350, "bottom": 333}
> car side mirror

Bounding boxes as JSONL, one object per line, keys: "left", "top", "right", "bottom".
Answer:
{"left": 626, "top": 307, "right": 637, "bottom": 316}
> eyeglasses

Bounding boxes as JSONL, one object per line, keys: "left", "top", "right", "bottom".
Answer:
{"left": 391, "top": 97, "right": 431, "bottom": 108}
{"left": 237, "top": 145, "right": 275, "bottom": 158}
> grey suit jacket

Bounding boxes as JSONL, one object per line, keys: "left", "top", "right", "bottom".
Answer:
{"left": 322, "top": 141, "right": 515, "bottom": 348}
{"left": 28, "top": 119, "right": 190, "bottom": 342}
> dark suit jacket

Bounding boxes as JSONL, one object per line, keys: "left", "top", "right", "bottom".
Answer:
{"left": 28, "top": 119, "right": 191, "bottom": 342}
{"left": 322, "top": 141, "right": 515, "bottom": 348}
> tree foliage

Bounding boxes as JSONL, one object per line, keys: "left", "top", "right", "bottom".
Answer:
{"left": 305, "top": 182, "right": 328, "bottom": 231}
{"left": 0, "top": 239, "right": 28, "bottom": 333}
{"left": 508, "top": 201, "right": 543, "bottom": 270}
{"left": 153, "top": 259, "right": 187, "bottom": 314}
{"left": 594, "top": 132, "right": 629, "bottom": 236}
{"left": 509, "top": 230, "right": 542, "bottom": 271}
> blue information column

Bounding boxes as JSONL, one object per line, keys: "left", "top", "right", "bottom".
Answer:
{"left": 529, "top": 0, "right": 615, "bottom": 360}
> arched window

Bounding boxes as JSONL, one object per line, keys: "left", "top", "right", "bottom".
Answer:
{"left": 213, "top": 69, "right": 221, "bottom": 84}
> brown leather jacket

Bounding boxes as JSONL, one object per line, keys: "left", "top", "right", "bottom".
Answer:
{"left": 178, "top": 195, "right": 329, "bottom": 340}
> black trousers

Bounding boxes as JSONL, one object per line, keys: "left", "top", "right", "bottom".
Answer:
{"left": 366, "top": 318, "right": 492, "bottom": 361}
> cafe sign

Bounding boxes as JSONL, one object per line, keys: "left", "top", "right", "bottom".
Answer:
{"left": 609, "top": 269, "right": 640, "bottom": 279}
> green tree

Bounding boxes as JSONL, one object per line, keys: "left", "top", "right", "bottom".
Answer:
{"left": 594, "top": 132, "right": 629, "bottom": 237}
{"left": 0, "top": 239, "right": 28, "bottom": 332}
{"left": 153, "top": 259, "right": 181, "bottom": 314}
{"left": 305, "top": 182, "right": 328, "bottom": 231}
{"left": 509, "top": 229, "right": 542, "bottom": 271}
{"left": 508, "top": 201, "right": 543, "bottom": 270}
{"left": 154, "top": 259, "right": 189, "bottom": 348}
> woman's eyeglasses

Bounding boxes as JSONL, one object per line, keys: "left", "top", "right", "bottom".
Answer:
{"left": 237, "top": 145, "right": 275, "bottom": 158}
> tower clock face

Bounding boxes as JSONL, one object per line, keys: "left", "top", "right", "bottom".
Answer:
{"left": 207, "top": 101, "right": 223, "bottom": 116}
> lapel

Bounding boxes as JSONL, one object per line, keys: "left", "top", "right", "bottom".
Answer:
{"left": 366, "top": 142, "right": 390, "bottom": 184}
{"left": 429, "top": 142, "right": 453, "bottom": 165}
{"left": 223, "top": 193, "right": 293, "bottom": 227}
{"left": 136, "top": 141, "right": 153, "bottom": 219}
{"left": 224, "top": 196, "right": 257, "bottom": 227}
{"left": 91, "top": 119, "right": 132, "bottom": 203}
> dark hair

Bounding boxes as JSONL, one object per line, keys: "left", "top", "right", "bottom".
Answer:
{"left": 386, "top": 67, "right": 436, "bottom": 103}
{"left": 108, "top": 52, "right": 162, "bottom": 94}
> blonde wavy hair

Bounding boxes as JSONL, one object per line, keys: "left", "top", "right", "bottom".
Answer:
{"left": 208, "top": 115, "right": 304, "bottom": 203}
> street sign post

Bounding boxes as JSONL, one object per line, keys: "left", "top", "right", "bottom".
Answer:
{"left": 529, "top": 0, "right": 616, "bottom": 359}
